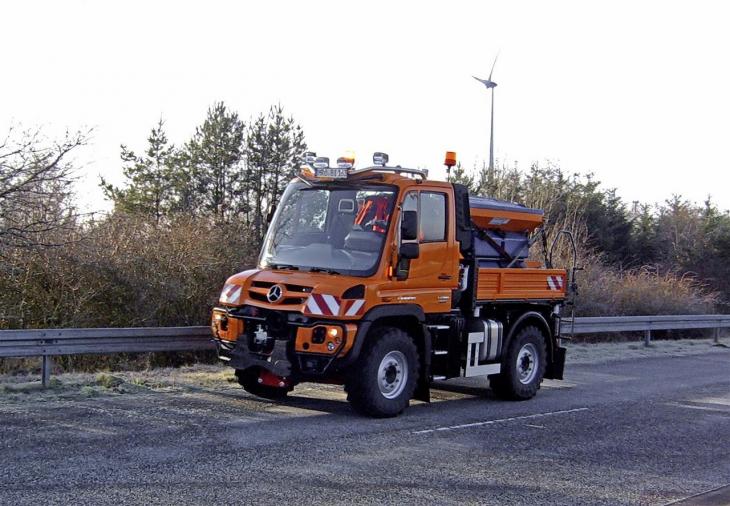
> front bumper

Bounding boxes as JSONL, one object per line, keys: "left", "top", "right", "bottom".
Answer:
{"left": 221, "top": 337, "right": 292, "bottom": 377}
{"left": 212, "top": 305, "right": 356, "bottom": 377}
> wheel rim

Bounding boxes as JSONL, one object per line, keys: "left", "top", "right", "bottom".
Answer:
{"left": 516, "top": 343, "right": 539, "bottom": 385}
{"left": 378, "top": 350, "right": 408, "bottom": 399}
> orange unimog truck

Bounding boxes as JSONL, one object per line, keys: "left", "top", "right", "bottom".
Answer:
{"left": 211, "top": 152, "right": 573, "bottom": 417}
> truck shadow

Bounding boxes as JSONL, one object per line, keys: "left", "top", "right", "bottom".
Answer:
{"left": 430, "top": 381, "right": 494, "bottom": 399}
{"left": 179, "top": 380, "right": 497, "bottom": 416}
{"left": 245, "top": 381, "right": 496, "bottom": 416}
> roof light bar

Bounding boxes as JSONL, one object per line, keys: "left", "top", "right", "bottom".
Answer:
{"left": 302, "top": 151, "right": 317, "bottom": 165}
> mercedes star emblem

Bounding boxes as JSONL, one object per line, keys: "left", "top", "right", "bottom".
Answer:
{"left": 267, "top": 284, "right": 284, "bottom": 303}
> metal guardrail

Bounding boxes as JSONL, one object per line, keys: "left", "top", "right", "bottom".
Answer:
{"left": 0, "top": 326, "right": 214, "bottom": 386}
{"left": 0, "top": 315, "right": 727, "bottom": 387}
{"left": 560, "top": 314, "right": 730, "bottom": 346}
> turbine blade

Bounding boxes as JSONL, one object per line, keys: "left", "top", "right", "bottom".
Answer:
{"left": 488, "top": 51, "right": 500, "bottom": 80}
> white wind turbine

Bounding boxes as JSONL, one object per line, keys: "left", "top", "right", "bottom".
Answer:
{"left": 473, "top": 54, "right": 499, "bottom": 170}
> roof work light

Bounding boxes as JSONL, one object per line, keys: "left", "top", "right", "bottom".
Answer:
{"left": 313, "top": 157, "right": 330, "bottom": 169}
{"left": 373, "top": 152, "right": 389, "bottom": 167}
{"left": 302, "top": 151, "right": 317, "bottom": 165}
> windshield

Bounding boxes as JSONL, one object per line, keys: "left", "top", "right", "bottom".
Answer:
{"left": 259, "top": 181, "right": 397, "bottom": 277}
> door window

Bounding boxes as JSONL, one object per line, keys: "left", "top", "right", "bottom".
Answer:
{"left": 419, "top": 192, "right": 447, "bottom": 242}
{"left": 400, "top": 191, "right": 447, "bottom": 242}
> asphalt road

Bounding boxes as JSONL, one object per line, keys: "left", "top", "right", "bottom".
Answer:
{"left": 1, "top": 350, "right": 729, "bottom": 505}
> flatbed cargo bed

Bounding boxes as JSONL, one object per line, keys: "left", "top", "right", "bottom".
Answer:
{"left": 476, "top": 267, "right": 566, "bottom": 301}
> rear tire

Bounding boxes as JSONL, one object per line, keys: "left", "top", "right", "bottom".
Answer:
{"left": 236, "top": 368, "right": 291, "bottom": 400}
{"left": 490, "top": 325, "right": 547, "bottom": 400}
{"left": 345, "top": 326, "right": 419, "bottom": 418}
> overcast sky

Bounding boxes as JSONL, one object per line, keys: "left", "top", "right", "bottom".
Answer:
{"left": 2, "top": 0, "right": 729, "bottom": 212}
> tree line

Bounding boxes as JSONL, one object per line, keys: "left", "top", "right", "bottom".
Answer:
{"left": 100, "top": 102, "right": 305, "bottom": 240}
{"left": 0, "top": 102, "right": 305, "bottom": 331}
{"left": 0, "top": 105, "right": 726, "bottom": 335}
{"left": 449, "top": 161, "right": 728, "bottom": 314}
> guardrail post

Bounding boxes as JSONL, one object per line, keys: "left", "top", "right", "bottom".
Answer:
{"left": 715, "top": 327, "right": 720, "bottom": 344}
{"left": 644, "top": 329, "right": 651, "bottom": 347}
{"left": 41, "top": 355, "right": 52, "bottom": 388}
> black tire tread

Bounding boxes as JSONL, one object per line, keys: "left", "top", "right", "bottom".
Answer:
{"left": 345, "top": 326, "right": 419, "bottom": 418}
{"left": 490, "top": 325, "right": 547, "bottom": 401}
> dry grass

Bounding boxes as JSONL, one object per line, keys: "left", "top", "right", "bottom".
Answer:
{"left": 576, "top": 262, "right": 718, "bottom": 317}
{"left": 565, "top": 337, "right": 729, "bottom": 365}
{"left": 0, "top": 363, "right": 235, "bottom": 402}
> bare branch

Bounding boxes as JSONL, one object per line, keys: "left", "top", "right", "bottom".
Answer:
{"left": 0, "top": 126, "right": 89, "bottom": 250}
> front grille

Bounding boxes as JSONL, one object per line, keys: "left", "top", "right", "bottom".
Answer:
{"left": 285, "top": 283, "right": 313, "bottom": 294}
{"left": 249, "top": 280, "right": 312, "bottom": 306}
{"left": 249, "top": 291, "right": 268, "bottom": 303}
{"left": 251, "top": 280, "right": 313, "bottom": 293}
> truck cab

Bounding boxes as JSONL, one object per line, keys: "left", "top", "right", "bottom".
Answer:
{"left": 211, "top": 152, "right": 568, "bottom": 417}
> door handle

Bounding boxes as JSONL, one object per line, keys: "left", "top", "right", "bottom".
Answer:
{"left": 438, "top": 274, "right": 452, "bottom": 280}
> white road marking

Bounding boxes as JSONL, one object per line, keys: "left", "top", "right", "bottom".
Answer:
{"left": 662, "top": 483, "right": 730, "bottom": 505}
{"left": 413, "top": 407, "right": 590, "bottom": 434}
{"left": 666, "top": 401, "right": 730, "bottom": 414}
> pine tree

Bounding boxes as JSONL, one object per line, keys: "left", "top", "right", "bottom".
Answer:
{"left": 183, "top": 102, "right": 245, "bottom": 221}
{"left": 629, "top": 202, "right": 658, "bottom": 265}
{"left": 101, "top": 119, "right": 177, "bottom": 224}
{"left": 245, "top": 104, "right": 306, "bottom": 239}
{"left": 446, "top": 161, "right": 475, "bottom": 191}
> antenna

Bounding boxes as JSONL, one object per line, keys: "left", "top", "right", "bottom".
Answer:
{"left": 473, "top": 52, "right": 499, "bottom": 170}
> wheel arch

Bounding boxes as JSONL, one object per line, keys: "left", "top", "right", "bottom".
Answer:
{"left": 505, "top": 310, "right": 554, "bottom": 364}
{"left": 336, "top": 304, "right": 426, "bottom": 368}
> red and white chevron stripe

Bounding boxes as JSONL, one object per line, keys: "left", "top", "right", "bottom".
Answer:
{"left": 305, "top": 294, "right": 366, "bottom": 317}
{"left": 305, "top": 294, "right": 341, "bottom": 316}
{"left": 342, "top": 299, "right": 366, "bottom": 317}
{"left": 219, "top": 283, "right": 242, "bottom": 304}
{"left": 547, "top": 275, "right": 565, "bottom": 291}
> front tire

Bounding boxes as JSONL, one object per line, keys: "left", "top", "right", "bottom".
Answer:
{"left": 490, "top": 325, "right": 547, "bottom": 400}
{"left": 345, "top": 326, "right": 419, "bottom": 418}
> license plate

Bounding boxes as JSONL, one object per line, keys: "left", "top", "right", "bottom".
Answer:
{"left": 315, "top": 167, "right": 348, "bottom": 179}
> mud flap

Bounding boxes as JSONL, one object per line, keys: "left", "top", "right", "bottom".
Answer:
{"left": 414, "top": 325, "right": 431, "bottom": 403}
{"left": 545, "top": 345, "right": 566, "bottom": 380}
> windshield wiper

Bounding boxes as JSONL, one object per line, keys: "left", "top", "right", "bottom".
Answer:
{"left": 308, "top": 267, "right": 341, "bottom": 275}
{"left": 271, "top": 263, "right": 300, "bottom": 271}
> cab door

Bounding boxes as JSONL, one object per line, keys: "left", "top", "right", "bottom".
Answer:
{"left": 391, "top": 188, "right": 459, "bottom": 312}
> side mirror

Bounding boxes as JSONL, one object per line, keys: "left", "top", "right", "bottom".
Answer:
{"left": 399, "top": 242, "right": 420, "bottom": 260}
{"left": 401, "top": 210, "right": 418, "bottom": 241}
